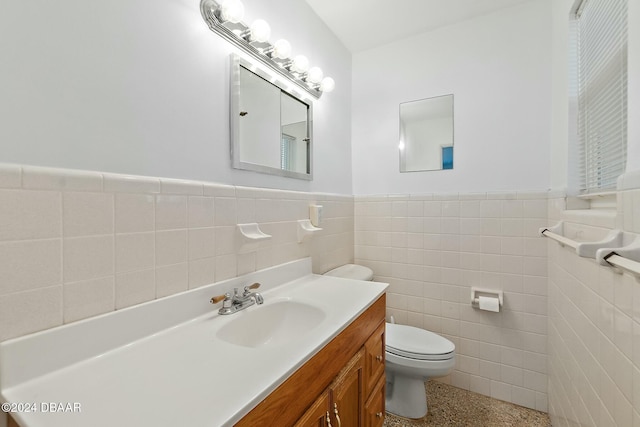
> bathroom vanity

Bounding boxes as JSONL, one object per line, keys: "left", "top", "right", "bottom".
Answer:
{"left": 0, "top": 259, "right": 387, "bottom": 427}
{"left": 236, "top": 298, "right": 386, "bottom": 427}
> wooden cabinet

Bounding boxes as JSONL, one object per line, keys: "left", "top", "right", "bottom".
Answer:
{"left": 297, "top": 350, "right": 364, "bottom": 427}
{"left": 364, "top": 375, "right": 385, "bottom": 427}
{"left": 4, "top": 413, "right": 19, "bottom": 427}
{"left": 235, "top": 294, "right": 386, "bottom": 427}
{"left": 294, "top": 393, "right": 331, "bottom": 427}
{"left": 363, "top": 321, "right": 386, "bottom": 427}
{"left": 330, "top": 349, "right": 364, "bottom": 427}
{"left": 363, "top": 322, "right": 385, "bottom": 397}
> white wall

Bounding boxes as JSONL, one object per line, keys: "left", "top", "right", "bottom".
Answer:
{"left": 352, "top": 0, "right": 552, "bottom": 195}
{"left": 549, "top": 0, "right": 572, "bottom": 192}
{"left": 0, "top": 0, "right": 352, "bottom": 194}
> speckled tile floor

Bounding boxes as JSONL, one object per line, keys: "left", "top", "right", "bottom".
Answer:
{"left": 383, "top": 381, "right": 551, "bottom": 427}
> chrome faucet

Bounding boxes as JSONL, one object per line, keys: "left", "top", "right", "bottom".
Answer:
{"left": 210, "top": 282, "right": 264, "bottom": 315}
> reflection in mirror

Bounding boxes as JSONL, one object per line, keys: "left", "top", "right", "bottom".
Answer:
{"left": 280, "top": 92, "right": 310, "bottom": 174}
{"left": 231, "top": 54, "right": 313, "bottom": 180}
{"left": 399, "top": 94, "right": 454, "bottom": 172}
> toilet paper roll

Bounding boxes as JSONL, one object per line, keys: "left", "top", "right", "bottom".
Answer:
{"left": 478, "top": 296, "right": 500, "bottom": 312}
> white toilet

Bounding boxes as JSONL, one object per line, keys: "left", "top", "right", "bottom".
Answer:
{"left": 324, "top": 264, "right": 456, "bottom": 419}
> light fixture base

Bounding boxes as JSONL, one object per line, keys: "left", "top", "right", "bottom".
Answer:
{"left": 200, "top": 0, "right": 323, "bottom": 99}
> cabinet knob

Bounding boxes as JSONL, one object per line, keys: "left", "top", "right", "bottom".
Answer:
{"left": 376, "top": 411, "right": 383, "bottom": 418}
{"left": 376, "top": 355, "right": 383, "bottom": 362}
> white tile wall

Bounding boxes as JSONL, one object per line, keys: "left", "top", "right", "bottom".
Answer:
{"left": 8, "top": 162, "right": 639, "bottom": 420}
{"left": 547, "top": 189, "right": 640, "bottom": 427}
{"left": 355, "top": 192, "right": 549, "bottom": 411}
{"left": 0, "top": 164, "right": 354, "bottom": 342}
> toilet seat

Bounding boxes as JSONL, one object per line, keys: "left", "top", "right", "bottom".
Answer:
{"left": 386, "top": 323, "right": 455, "bottom": 361}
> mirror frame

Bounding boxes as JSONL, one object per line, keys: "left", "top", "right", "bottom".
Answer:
{"left": 230, "top": 54, "right": 314, "bottom": 180}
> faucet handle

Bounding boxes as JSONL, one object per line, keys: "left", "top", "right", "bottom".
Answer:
{"left": 210, "top": 292, "right": 231, "bottom": 304}
{"left": 242, "top": 282, "right": 261, "bottom": 295}
{"left": 246, "top": 282, "right": 261, "bottom": 291}
{"left": 244, "top": 282, "right": 260, "bottom": 295}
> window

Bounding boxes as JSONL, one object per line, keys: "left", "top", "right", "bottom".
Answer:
{"left": 572, "top": 0, "right": 628, "bottom": 194}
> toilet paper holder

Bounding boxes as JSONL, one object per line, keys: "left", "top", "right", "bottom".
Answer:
{"left": 470, "top": 287, "right": 503, "bottom": 309}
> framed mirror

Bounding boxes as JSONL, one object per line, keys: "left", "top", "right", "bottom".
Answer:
{"left": 230, "top": 54, "right": 313, "bottom": 180}
{"left": 399, "top": 94, "right": 454, "bottom": 172}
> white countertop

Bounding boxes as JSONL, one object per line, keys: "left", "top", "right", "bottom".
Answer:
{"left": 0, "top": 259, "right": 387, "bottom": 427}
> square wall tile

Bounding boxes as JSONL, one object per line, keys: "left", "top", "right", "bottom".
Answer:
{"left": 237, "top": 252, "right": 256, "bottom": 276}
{"left": 189, "top": 258, "right": 216, "bottom": 289}
{"left": 188, "top": 228, "right": 215, "bottom": 261}
{"left": 215, "top": 197, "right": 237, "bottom": 226}
{"left": 115, "top": 269, "right": 155, "bottom": 309}
{"left": 155, "top": 195, "right": 187, "bottom": 230}
{"left": 0, "top": 239, "right": 62, "bottom": 295}
{"left": 156, "top": 230, "right": 187, "bottom": 266}
{"left": 215, "top": 226, "right": 236, "bottom": 256}
{"left": 0, "top": 286, "right": 63, "bottom": 341}
{"left": 63, "top": 192, "right": 113, "bottom": 237}
{"left": 116, "top": 232, "right": 155, "bottom": 273}
{"left": 188, "top": 196, "right": 214, "bottom": 228}
{"left": 502, "top": 200, "right": 524, "bottom": 218}
{"left": 0, "top": 190, "right": 61, "bottom": 241}
{"left": 63, "top": 277, "right": 115, "bottom": 323}
{"left": 156, "top": 263, "right": 188, "bottom": 298}
{"left": 215, "top": 254, "right": 237, "bottom": 281}
{"left": 236, "top": 198, "right": 256, "bottom": 224}
{"left": 63, "top": 236, "right": 114, "bottom": 283}
{"left": 115, "top": 194, "right": 154, "bottom": 233}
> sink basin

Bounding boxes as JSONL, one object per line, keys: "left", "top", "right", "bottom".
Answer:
{"left": 216, "top": 300, "right": 326, "bottom": 348}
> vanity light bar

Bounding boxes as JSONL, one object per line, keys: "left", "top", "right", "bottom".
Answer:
{"left": 200, "top": 0, "right": 335, "bottom": 100}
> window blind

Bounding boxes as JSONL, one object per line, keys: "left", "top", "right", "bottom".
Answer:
{"left": 281, "top": 134, "right": 295, "bottom": 170}
{"left": 576, "top": 0, "right": 627, "bottom": 193}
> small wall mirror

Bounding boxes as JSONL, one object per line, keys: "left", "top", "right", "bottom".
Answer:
{"left": 231, "top": 54, "right": 313, "bottom": 180}
{"left": 399, "top": 94, "right": 454, "bottom": 172}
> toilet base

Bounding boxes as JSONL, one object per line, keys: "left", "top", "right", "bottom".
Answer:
{"left": 385, "top": 373, "right": 428, "bottom": 419}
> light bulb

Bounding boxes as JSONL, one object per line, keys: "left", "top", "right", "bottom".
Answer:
{"left": 320, "top": 77, "right": 335, "bottom": 93}
{"left": 250, "top": 19, "right": 271, "bottom": 43}
{"left": 273, "top": 39, "right": 291, "bottom": 59}
{"left": 292, "top": 55, "right": 309, "bottom": 73}
{"left": 307, "top": 67, "right": 324, "bottom": 84}
{"left": 399, "top": 141, "right": 405, "bottom": 151}
{"left": 220, "top": 0, "right": 244, "bottom": 23}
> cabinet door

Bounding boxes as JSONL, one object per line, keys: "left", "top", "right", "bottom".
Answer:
{"left": 364, "top": 322, "right": 385, "bottom": 396}
{"left": 364, "top": 377, "right": 385, "bottom": 427}
{"left": 330, "top": 349, "right": 364, "bottom": 427}
{"left": 294, "top": 392, "right": 331, "bottom": 427}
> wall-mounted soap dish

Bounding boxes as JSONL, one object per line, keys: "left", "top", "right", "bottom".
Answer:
{"left": 237, "top": 223, "right": 271, "bottom": 252}
{"left": 297, "top": 219, "right": 322, "bottom": 243}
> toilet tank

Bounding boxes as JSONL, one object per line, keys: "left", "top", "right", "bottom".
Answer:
{"left": 323, "top": 264, "right": 374, "bottom": 281}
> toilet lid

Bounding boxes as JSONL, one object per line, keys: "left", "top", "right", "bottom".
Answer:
{"left": 323, "top": 264, "right": 374, "bottom": 281}
{"left": 386, "top": 323, "right": 455, "bottom": 361}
